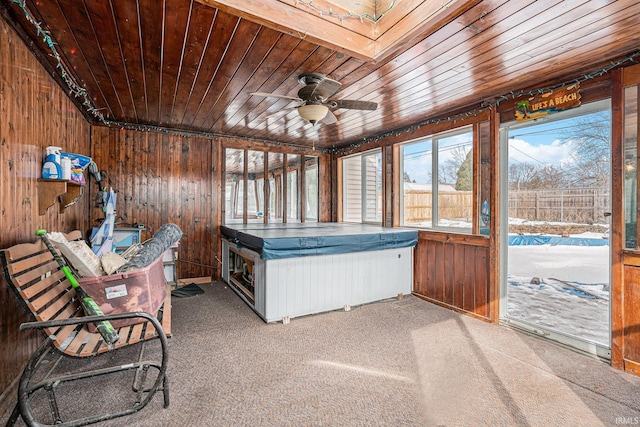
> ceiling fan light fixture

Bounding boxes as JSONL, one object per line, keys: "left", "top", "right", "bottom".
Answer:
{"left": 298, "top": 104, "right": 328, "bottom": 123}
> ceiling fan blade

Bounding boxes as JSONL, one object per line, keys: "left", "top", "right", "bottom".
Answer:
{"left": 330, "top": 99, "right": 378, "bottom": 110}
{"left": 250, "top": 92, "right": 302, "bottom": 102}
{"left": 322, "top": 110, "right": 337, "bottom": 124}
{"left": 311, "top": 77, "right": 342, "bottom": 100}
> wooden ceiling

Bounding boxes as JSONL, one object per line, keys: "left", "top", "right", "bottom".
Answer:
{"left": 2, "top": 0, "right": 640, "bottom": 151}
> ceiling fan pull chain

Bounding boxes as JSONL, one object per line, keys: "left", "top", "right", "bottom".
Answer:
{"left": 312, "top": 123, "right": 317, "bottom": 151}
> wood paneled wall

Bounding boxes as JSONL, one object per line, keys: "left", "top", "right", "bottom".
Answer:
{"left": 90, "top": 127, "right": 218, "bottom": 281}
{"left": 89, "top": 127, "right": 333, "bottom": 281}
{"left": 0, "top": 18, "right": 91, "bottom": 412}
{"left": 622, "top": 258, "right": 640, "bottom": 375}
{"left": 413, "top": 232, "right": 491, "bottom": 321}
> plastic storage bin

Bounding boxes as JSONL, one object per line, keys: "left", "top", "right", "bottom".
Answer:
{"left": 78, "top": 256, "right": 166, "bottom": 330}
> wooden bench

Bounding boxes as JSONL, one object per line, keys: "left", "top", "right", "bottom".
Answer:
{"left": 1, "top": 231, "right": 171, "bottom": 427}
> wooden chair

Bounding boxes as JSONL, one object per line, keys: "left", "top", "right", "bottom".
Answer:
{"left": 1, "top": 231, "right": 171, "bottom": 427}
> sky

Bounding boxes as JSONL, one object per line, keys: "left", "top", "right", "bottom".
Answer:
{"left": 508, "top": 119, "right": 583, "bottom": 167}
{"left": 506, "top": 105, "right": 611, "bottom": 167}
{"left": 401, "top": 101, "right": 612, "bottom": 184}
{"left": 401, "top": 130, "right": 473, "bottom": 184}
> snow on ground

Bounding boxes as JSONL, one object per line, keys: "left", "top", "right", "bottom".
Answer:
{"left": 508, "top": 243, "right": 609, "bottom": 284}
{"left": 508, "top": 217, "right": 610, "bottom": 230}
{"left": 507, "top": 239, "right": 610, "bottom": 345}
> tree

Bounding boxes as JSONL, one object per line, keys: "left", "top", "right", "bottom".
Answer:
{"left": 403, "top": 171, "right": 414, "bottom": 182}
{"left": 528, "top": 164, "right": 569, "bottom": 189}
{"left": 509, "top": 162, "right": 538, "bottom": 190}
{"left": 455, "top": 149, "right": 473, "bottom": 190}
{"left": 561, "top": 111, "right": 611, "bottom": 188}
{"left": 439, "top": 145, "right": 470, "bottom": 185}
{"left": 508, "top": 162, "right": 568, "bottom": 190}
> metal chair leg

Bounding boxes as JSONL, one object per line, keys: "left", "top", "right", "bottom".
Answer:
{"left": 44, "top": 383, "right": 62, "bottom": 425}
{"left": 4, "top": 403, "right": 21, "bottom": 427}
{"left": 162, "top": 376, "right": 170, "bottom": 408}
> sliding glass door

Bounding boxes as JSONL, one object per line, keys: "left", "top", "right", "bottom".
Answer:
{"left": 500, "top": 99, "right": 611, "bottom": 359}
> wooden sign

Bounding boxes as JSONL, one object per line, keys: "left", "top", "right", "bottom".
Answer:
{"left": 515, "top": 83, "right": 581, "bottom": 122}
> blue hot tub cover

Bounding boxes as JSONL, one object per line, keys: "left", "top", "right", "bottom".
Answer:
{"left": 221, "top": 223, "right": 418, "bottom": 260}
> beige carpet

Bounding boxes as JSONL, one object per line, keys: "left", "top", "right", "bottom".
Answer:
{"left": 3, "top": 282, "right": 640, "bottom": 426}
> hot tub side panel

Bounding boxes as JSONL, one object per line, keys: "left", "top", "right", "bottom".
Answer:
{"left": 263, "top": 247, "right": 414, "bottom": 322}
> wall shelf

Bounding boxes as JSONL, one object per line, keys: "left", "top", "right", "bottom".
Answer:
{"left": 37, "top": 179, "right": 83, "bottom": 215}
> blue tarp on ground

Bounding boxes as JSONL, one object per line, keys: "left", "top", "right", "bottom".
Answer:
{"left": 508, "top": 235, "right": 609, "bottom": 246}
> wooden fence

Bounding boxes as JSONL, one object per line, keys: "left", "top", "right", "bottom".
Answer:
{"left": 403, "top": 187, "right": 610, "bottom": 224}
{"left": 509, "top": 187, "right": 609, "bottom": 223}
{"left": 403, "top": 190, "right": 473, "bottom": 223}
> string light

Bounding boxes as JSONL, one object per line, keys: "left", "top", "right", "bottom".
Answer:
{"left": 10, "top": 0, "right": 106, "bottom": 123}
{"left": 102, "top": 119, "right": 314, "bottom": 152}
{"left": 333, "top": 49, "right": 640, "bottom": 154}
{"left": 12, "top": 0, "right": 640, "bottom": 155}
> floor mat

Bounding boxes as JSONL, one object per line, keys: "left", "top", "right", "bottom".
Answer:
{"left": 171, "top": 283, "right": 205, "bottom": 298}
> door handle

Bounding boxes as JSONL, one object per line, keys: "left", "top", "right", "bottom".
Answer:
{"left": 604, "top": 212, "right": 612, "bottom": 217}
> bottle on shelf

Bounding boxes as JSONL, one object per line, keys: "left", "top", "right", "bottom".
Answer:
{"left": 42, "top": 146, "right": 62, "bottom": 179}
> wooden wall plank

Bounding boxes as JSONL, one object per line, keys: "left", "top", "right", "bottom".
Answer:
{"left": 434, "top": 239, "right": 444, "bottom": 302}
{"left": 453, "top": 242, "right": 465, "bottom": 309}
{"left": 0, "top": 16, "right": 91, "bottom": 412}
{"left": 413, "top": 237, "right": 425, "bottom": 295}
{"left": 475, "top": 246, "right": 488, "bottom": 318}
{"left": 91, "top": 127, "right": 216, "bottom": 280}
{"left": 426, "top": 240, "right": 436, "bottom": 299}
{"left": 414, "top": 232, "right": 490, "bottom": 321}
{"left": 443, "top": 242, "right": 454, "bottom": 306}
{"left": 623, "top": 266, "right": 640, "bottom": 363}
{"left": 462, "top": 246, "right": 475, "bottom": 312}
{"left": 611, "top": 67, "right": 625, "bottom": 369}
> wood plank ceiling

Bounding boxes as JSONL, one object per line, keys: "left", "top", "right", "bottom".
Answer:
{"left": 2, "top": 0, "right": 640, "bottom": 151}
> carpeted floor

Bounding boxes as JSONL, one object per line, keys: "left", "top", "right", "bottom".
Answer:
{"left": 3, "top": 282, "right": 640, "bottom": 426}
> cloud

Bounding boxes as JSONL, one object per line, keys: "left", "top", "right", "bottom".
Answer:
{"left": 508, "top": 137, "right": 574, "bottom": 166}
{"left": 402, "top": 133, "right": 473, "bottom": 184}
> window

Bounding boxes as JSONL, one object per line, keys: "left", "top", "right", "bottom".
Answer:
{"left": 305, "top": 156, "right": 319, "bottom": 222}
{"left": 267, "top": 152, "right": 284, "bottom": 223}
{"left": 225, "top": 148, "right": 244, "bottom": 224}
{"left": 400, "top": 127, "right": 474, "bottom": 232}
{"left": 625, "top": 85, "right": 639, "bottom": 249}
{"left": 287, "top": 154, "right": 301, "bottom": 222}
{"left": 224, "top": 148, "right": 319, "bottom": 224}
{"left": 247, "top": 150, "right": 264, "bottom": 223}
{"left": 342, "top": 149, "right": 382, "bottom": 224}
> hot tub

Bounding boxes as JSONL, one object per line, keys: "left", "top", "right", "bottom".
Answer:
{"left": 221, "top": 223, "right": 418, "bottom": 322}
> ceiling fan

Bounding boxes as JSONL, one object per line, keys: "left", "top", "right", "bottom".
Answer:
{"left": 250, "top": 73, "right": 377, "bottom": 125}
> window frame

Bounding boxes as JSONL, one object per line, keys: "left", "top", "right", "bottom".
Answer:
{"left": 223, "top": 148, "right": 319, "bottom": 225}
{"left": 399, "top": 125, "right": 477, "bottom": 234}
{"left": 341, "top": 148, "right": 383, "bottom": 225}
